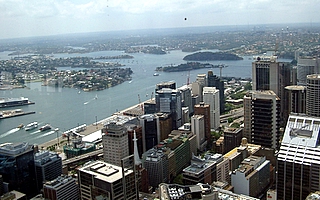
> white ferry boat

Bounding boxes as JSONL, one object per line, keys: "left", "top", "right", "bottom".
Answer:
{"left": 25, "top": 122, "right": 38, "bottom": 131}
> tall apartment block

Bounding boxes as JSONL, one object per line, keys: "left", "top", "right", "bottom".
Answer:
{"left": 243, "top": 90, "right": 281, "bottom": 150}
{"left": 43, "top": 175, "right": 79, "bottom": 200}
{"left": 277, "top": 114, "right": 320, "bottom": 200}
{"left": 191, "top": 114, "right": 206, "bottom": 151}
{"left": 34, "top": 150, "right": 62, "bottom": 192}
{"left": 194, "top": 103, "right": 211, "bottom": 145}
{"left": 0, "top": 142, "right": 36, "bottom": 197}
{"left": 285, "top": 85, "right": 306, "bottom": 114}
{"left": 208, "top": 70, "right": 225, "bottom": 113}
{"left": 203, "top": 87, "right": 220, "bottom": 130}
{"left": 155, "top": 88, "right": 182, "bottom": 130}
{"left": 252, "top": 55, "right": 291, "bottom": 122}
{"left": 297, "top": 56, "right": 320, "bottom": 85}
{"left": 102, "top": 122, "right": 129, "bottom": 166}
{"left": 306, "top": 74, "right": 320, "bottom": 117}
{"left": 78, "top": 160, "right": 136, "bottom": 200}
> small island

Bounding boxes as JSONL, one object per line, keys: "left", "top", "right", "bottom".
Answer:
{"left": 183, "top": 51, "right": 243, "bottom": 61}
{"left": 156, "top": 62, "right": 227, "bottom": 72}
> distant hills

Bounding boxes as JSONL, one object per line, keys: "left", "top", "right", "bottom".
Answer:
{"left": 183, "top": 52, "right": 243, "bottom": 61}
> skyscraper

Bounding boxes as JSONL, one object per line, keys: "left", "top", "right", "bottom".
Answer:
{"left": 277, "top": 114, "right": 320, "bottom": 200}
{"left": 194, "top": 103, "right": 211, "bottom": 146}
{"left": 252, "top": 55, "right": 291, "bottom": 122}
{"left": 297, "top": 56, "right": 320, "bottom": 85}
{"left": 208, "top": 70, "right": 225, "bottom": 113}
{"left": 102, "top": 122, "right": 129, "bottom": 166}
{"left": 155, "top": 88, "right": 182, "bottom": 129}
{"left": 191, "top": 115, "right": 206, "bottom": 151}
{"left": 285, "top": 85, "right": 306, "bottom": 114}
{"left": 243, "top": 90, "right": 281, "bottom": 149}
{"left": 139, "top": 114, "right": 160, "bottom": 153}
{"left": 0, "top": 142, "right": 36, "bottom": 197}
{"left": 306, "top": 74, "right": 320, "bottom": 117}
{"left": 203, "top": 87, "right": 220, "bottom": 130}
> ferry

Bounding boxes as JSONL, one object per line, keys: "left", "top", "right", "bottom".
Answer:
{"left": 0, "top": 97, "right": 35, "bottom": 108}
{"left": 25, "top": 122, "right": 38, "bottom": 131}
{"left": 39, "top": 124, "right": 52, "bottom": 132}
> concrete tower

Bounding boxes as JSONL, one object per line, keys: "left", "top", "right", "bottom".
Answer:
{"left": 306, "top": 74, "right": 320, "bottom": 117}
{"left": 133, "top": 130, "right": 142, "bottom": 166}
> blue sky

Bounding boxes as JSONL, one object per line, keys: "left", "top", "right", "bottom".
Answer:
{"left": 0, "top": 0, "right": 319, "bottom": 39}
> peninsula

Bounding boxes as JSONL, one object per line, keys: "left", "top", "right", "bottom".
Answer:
{"left": 183, "top": 52, "right": 243, "bottom": 61}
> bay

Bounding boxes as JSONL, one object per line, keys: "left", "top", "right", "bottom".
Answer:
{"left": 0, "top": 50, "right": 291, "bottom": 145}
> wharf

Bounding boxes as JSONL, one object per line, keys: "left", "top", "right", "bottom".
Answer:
{"left": 0, "top": 109, "right": 36, "bottom": 119}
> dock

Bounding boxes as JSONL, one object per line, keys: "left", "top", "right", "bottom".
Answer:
{"left": 0, "top": 109, "right": 36, "bottom": 119}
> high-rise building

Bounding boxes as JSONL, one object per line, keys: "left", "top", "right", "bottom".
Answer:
{"left": 223, "top": 128, "right": 243, "bottom": 154}
{"left": 208, "top": 70, "right": 225, "bottom": 113}
{"left": 102, "top": 122, "right": 129, "bottom": 166}
{"left": 178, "top": 84, "right": 193, "bottom": 115}
{"left": 297, "top": 56, "right": 320, "bottom": 85}
{"left": 78, "top": 160, "right": 136, "bottom": 200}
{"left": 43, "top": 175, "right": 79, "bottom": 200}
{"left": 194, "top": 103, "right": 211, "bottom": 146}
{"left": 191, "top": 74, "right": 207, "bottom": 101}
{"left": 285, "top": 85, "right": 306, "bottom": 114}
{"left": 203, "top": 87, "right": 220, "bottom": 130}
{"left": 156, "top": 81, "right": 176, "bottom": 91}
{"left": 156, "top": 112, "right": 173, "bottom": 141}
{"left": 243, "top": 90, "right": 281, "bottom": 149}
{"left": 306, "top": 74, "right": 320, "bottom": 117}
{"left": 277, "top": 114, "right": 320, "bottom": 200}
{"left": 139, "top": 114, "right": 160, "bottom": 153}
{"left": 252, "top": 55, "right": 291, "bottom": 122}
{"left": 0, "top": 142, "right": 36, "bottom": 197}
{"left": 142, "top": 147, "right": 168, "bottom": 189}
{"left": 191, "top": 115, "right": 206, "bottom": 151}
{"left": 34, "top": 150, "right": 62, "bottom": 192}
{"left": 155, "top": 88, "right": 182, "bottom": 129}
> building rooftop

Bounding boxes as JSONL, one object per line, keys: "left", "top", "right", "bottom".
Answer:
{"left": 44, "top": 175, "right": 74, "bottom": 189}
{"left": 0, "top": 142, "right": 33, "bottom": 156}
{"left": 79, "top": 160, "right": 133, "bottom": 183}
{"left": 159, "top": 183, "right": 259, "bottom": 200}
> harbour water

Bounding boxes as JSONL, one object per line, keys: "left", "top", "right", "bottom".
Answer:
{"left": 0, "top": 50, "right": 291, "bottom": 145}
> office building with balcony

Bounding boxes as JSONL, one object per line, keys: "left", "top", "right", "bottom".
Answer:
{"left": 102, "top": 122, "right": 129, "bottom": 166}
{"left": 243, "top": 90, "right": 281, "bottom": 150}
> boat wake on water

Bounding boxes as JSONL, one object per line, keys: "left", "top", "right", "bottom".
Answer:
{"left": 29, "top": 130, "right": 41, "bottom": 135}
{"left": 0, "top": 128, "right": 20, "bottom": 138}
{"left": 84, "top": 95, "right": 98, "bottom": 105}
{"left": 35, "top": 130, "right": 55, "bottom": 139}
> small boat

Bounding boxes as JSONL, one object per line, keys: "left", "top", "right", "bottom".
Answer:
{"left": 17, "top": 124, "right": 24, "bottom": 129}
{"left": 25, "top": 122, "right": 38, "bottom": 131}
{"left": 153, "top": 73, "right": 159, "bottom": 76}
{"left": 39, "top": 124, "right": 51, "bottom": 132}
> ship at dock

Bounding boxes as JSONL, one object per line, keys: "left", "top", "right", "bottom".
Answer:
{"left": 0, "top": 97, "right": 35, "bottom": 108}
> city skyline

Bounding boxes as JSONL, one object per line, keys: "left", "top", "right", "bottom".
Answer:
{"left": 0, "top": 0, "right": 319, "bottom": 39}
